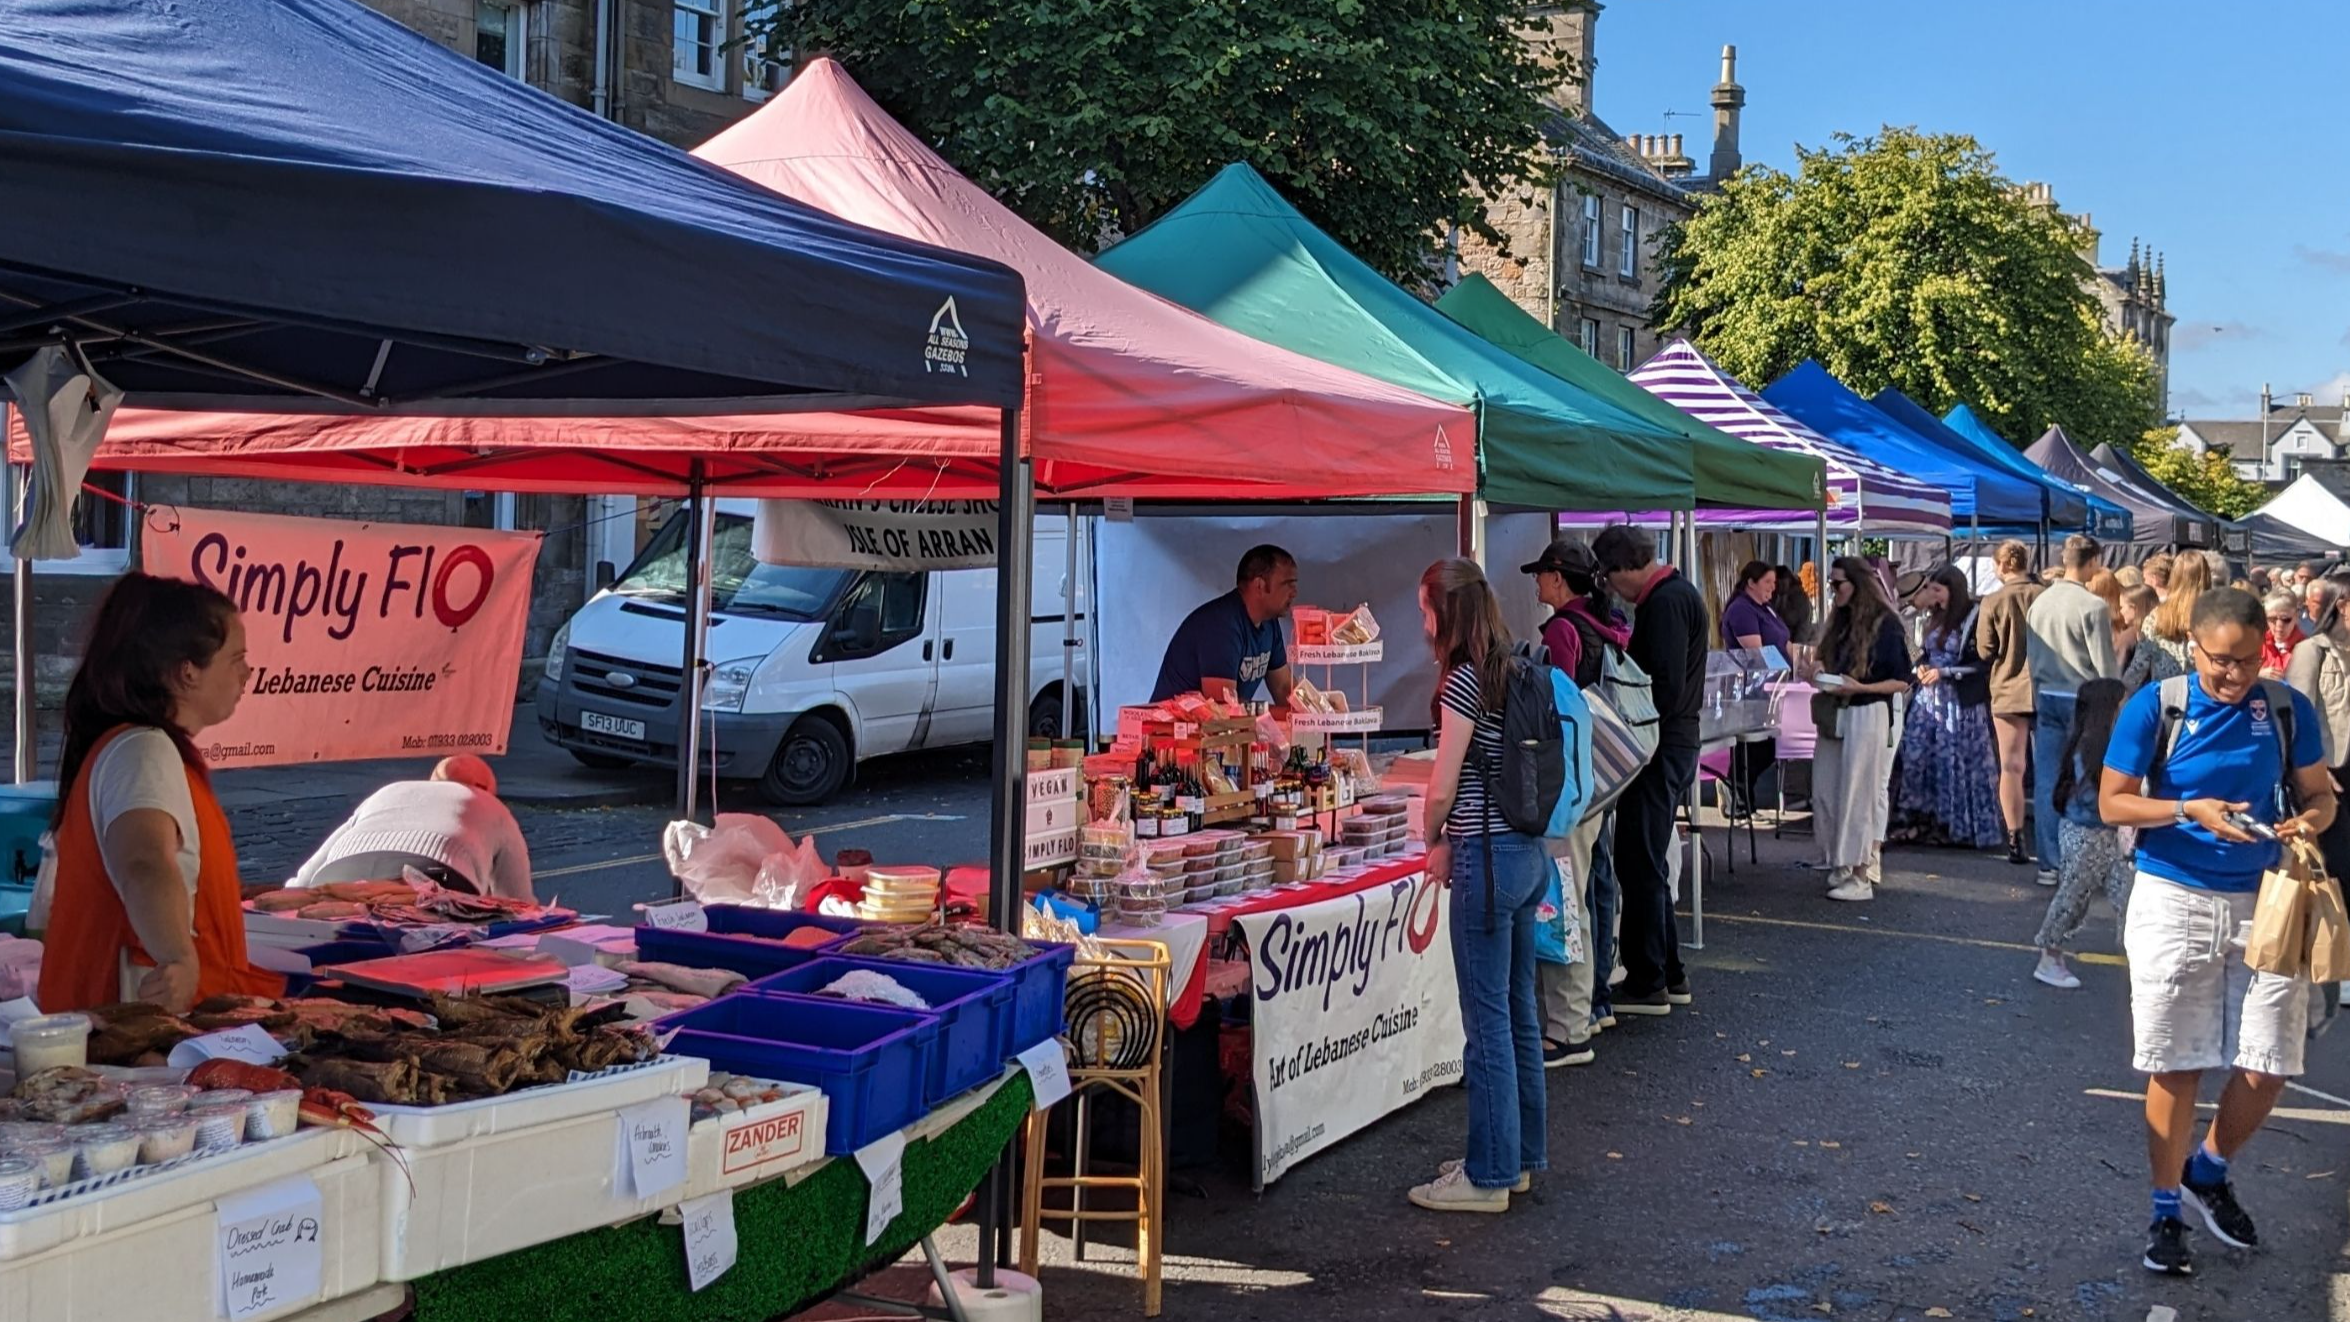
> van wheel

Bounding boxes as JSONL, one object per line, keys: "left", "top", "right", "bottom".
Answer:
{"left": 760, "top": 717, "right": 851, "bottom": 806}
{"left": 1028, "top": 686, "right": 1086, "bottom": 741}
{"left": 568, "top": 748, "right": 633, "bottom": 771}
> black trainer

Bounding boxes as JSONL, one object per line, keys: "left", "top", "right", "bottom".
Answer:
{"left": 1665, "top": 978, "right": 1694, "bottom": 1006}
{"left": 2182, "top": 1163, "right": 2259, "bottom": 1249}
{"left": 1614, "top": 990, "right": 1673, "bottom": 1017}
{"left": 2143, "top": 1216, "right": 2193, "bottom": 1276}
{"left": 2005, "top": 831, "right": 2030, "bottom": 866}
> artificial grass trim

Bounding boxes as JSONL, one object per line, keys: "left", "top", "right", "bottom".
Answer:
{"left": 412, "top": 1073, "right": 1033, "bottom": 1322}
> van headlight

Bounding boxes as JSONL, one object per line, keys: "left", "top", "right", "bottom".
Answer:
{"left": 702, "top": 658, "right": 759, "bottom": 712}
{"left": 545, "top": 624, "right": 570, "bottom": 684}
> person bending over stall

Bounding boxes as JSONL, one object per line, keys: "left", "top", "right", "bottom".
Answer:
{"left": 291, "top": 755, "right": 534, "bottom": 900}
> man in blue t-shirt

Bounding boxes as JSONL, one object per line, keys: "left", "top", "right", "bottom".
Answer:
{"left": 1150, "top": 544, "right": 1299, "bottom": 704}
{"left": 2101, "top": 587, "right": 2337, "bottom": 1278}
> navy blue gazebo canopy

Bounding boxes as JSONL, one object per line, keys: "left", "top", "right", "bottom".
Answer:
{"left": 0, "top": 0, "right": 1026, "bottom": 414}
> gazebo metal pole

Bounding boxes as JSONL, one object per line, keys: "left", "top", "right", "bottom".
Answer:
{"left": 8, "top": 414, "right": 29, "bottom": 784}
{"left": 976, "top": 402, "right": 1032, "bottom": 1283}
{"left": 1062, "top": 501, "right": 1078, "bottom": 738}
{"left": 675, "top": 460, "right": 713, "bottom": 822}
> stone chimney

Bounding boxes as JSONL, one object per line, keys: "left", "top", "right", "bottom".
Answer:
{"left": 1650, "top": 132, "right": 1695, "bottom": 179}
{"left": 1708, "top": 45, "right": 1744, "bottom": 180}
{"left": 1528, "top": 2, "right": 1602, "bottom": 115}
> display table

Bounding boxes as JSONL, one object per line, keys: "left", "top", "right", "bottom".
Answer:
{"left": 1192, "top": 853, "right": 1428, "bottom": 939}
{"left": 411, "top": 1072, "right": 1033, "bottom": 1322}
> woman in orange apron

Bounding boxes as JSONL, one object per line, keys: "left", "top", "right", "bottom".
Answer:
{"left": 38, "top": 573, "right": 282, "bottom": 1013}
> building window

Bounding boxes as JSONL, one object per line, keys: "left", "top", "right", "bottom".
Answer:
{"left": 740, "top": 2, "right": 789, "bottom": 101}
{"left": 474, "top": 2, "right": 525, "bottom": 80}
{"left": 1617, "top": 326, "right": 1637, "bottom": 371}
{"left": 1581, "top": 194, "right": 1602, "bottom": 270}
{"left": 1578, "top": 318, "right": 1601, "bottom": 357}
{"left": 673, "top": 0, "right": 727, "bottom": 91}
{"left": 1619, "top": 205, "right": 1640, "bottom": 278}
{"left": 41, "top": 472, "right": 135, "bottom": 576}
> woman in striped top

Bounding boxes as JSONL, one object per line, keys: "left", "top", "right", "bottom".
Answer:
{"left": 1408, "top": 558, "right": 1549, "bottom": 1214}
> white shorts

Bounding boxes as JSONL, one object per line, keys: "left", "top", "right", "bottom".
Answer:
{"left": 2124, "top": 872, "right": 2309, "bottom": 1077}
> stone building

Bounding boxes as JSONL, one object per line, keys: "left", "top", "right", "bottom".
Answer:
{"left": 17, "top": 1, "right": 784, "bottom": 700}
{"left": 1459, "top": 1, "right": 1745, "bottom": 372}
{"left": 2017, "top": 181, "right": 2175, "bottom": 415}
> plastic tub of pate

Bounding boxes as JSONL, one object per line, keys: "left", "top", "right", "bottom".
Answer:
{"left": 243, "top": 1090, "right": 303, "bottom": 1141}
{"left": 71, "top": 1123, "right": 141, "bottom": 1179}
{"left": 3, "top": 1137, "right": 73, "bottom": 1188}
{"left": 123, "top": 1083, "right": 199, "bottom": 1116}
{"left": 131, "top": 1113, "right": 200, "bottom": 1164}
{"left": 0, "top": 1156, "right": 36, "bottom": 1211}
{"left": 0, "top": 1121, "right": 64, "bottom": 1149}
{"left": 9, "top": 1013, "right": 92, "bottom": 1075}
{"left": 188, "top": 1103, "right": 246, "bottom": 1152}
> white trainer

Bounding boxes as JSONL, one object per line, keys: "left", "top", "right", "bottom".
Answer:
{"left": 1435, "top": 1158, "right": 1530, "bottom": 1193}
{"left": 1826, "top": 878, "right": 1875, "bottom": 902}
{"left": 2034, "top": 953, "right": 2082, "bottom": 989}
{"left": 1411, "top": 1164, "right": 1512, "bottom": 1212}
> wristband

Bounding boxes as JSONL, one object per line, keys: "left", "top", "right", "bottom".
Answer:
{"left": 2174, "top": 800, "right": 2190, "bottom": 827}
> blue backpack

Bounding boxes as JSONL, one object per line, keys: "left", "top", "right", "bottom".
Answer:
{"left": 1484, "top": 644, "right": 1597, "bottom": 840}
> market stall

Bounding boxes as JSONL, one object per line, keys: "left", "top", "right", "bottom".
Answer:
{"left": 2013, "top": 423, "right": 2212, "bottom": 553}
{"left": 1878, "top": 393, "right": 2128, "bottom": 543}
{"left": 2244, "top": 473, "right": 2350, "bottom": 550}
{"left": 2089, "top": 439, "right": 2226, "bottom": 553}
{"left": 1765, "top": 363, "right": 2048, "bottom": 533}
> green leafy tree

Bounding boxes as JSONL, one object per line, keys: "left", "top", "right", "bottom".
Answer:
{"left": 2127, "top": 426, "right": 2267, "bottom": 520}
{"left": 755, "top": 0, "right": 1563, "bottom": 283}
{"left": 1653, "top": 127, "right": 2162, "bottom": 450}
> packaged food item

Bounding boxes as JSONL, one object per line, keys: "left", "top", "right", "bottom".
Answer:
{"left": 1330, "top": 604, "right": 1381, "bottom": 645}
{"left": 190, "top": 1088, "right": 253, "bottom": 1114}
{"left": 188, "top": 1103, "right": 246, "bottom": 1152}
{"left": 834, "top": 848, "right": 874, "bottom": 885}
{"left": 131, "top": 1113, "right": 200, "bottom": 1165}
{"left": 71, "top": 1123, "right": 141, "bottom": 1179}
{"left": 5, "top": 1137, "right": 73, "bottom": 1188}
{"left": 0, "top": 1156, "right": 36, "bottom": 1210}
{"left": 0, "top": 1121, "right": 65, "bottom": 1149}
{"left": 246, "top": 1090, "right": 303, "bottom": 1141}
{"left": 124, "top": 1084, "right": 198, "bottom": 1116}
{"left": 9, "top": 1013, "right": 92, "bottom": 1074}
{"left": 1292, "top": 608, "right": 1332, "bottom": 646}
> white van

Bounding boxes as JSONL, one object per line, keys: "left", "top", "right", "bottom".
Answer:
{"left": 535, "top": 500, "right": 1088, "bottom": 805}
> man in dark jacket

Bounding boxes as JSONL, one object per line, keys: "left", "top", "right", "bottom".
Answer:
{"left": 1592, "top": 524, "right": 1707, "bottom": 1015}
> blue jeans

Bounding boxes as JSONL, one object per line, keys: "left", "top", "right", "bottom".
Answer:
{"left": 2033, "top": 693, "right": 2076, "bottom": 870}
{"left": 1585, "top": 810, "right": 1619, "bottom": 1020}
{"left": 1448, "top": 829, "right": 1549, "bottom": 1189}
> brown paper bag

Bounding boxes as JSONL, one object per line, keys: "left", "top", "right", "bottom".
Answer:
{"left": 2246, "top": 839, "right": 2324, "bottom": 979}
{"left": 2308, "top": 872, "right": 2350, "bottom": 985}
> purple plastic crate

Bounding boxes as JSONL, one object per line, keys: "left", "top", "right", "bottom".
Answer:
{"left": 633, "top": 907, "right": 863, "bottom": 981}
{"left": 749, "top": 956, "right": 1016, "bottom": 1105}
{"left": 657, "top": 994, "right": 936, "bottom": 1154}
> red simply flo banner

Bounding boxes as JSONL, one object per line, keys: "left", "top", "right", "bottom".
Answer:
{"left": 143, "top": 508, "right": 540, "bottom": 769}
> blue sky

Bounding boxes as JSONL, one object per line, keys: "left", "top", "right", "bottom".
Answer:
{"left": 1597, "top": 0, "right": 2342, "bottom": 421}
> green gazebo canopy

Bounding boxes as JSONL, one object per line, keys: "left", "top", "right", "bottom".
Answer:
{"left": 1436, "top": 274, "right": 1824, "bottom": 512}
{"left": 1096, "top": 164, "right": 1696, "bottom": 512}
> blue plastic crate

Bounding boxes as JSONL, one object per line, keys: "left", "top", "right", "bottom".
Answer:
{"left": 748, "top": 956, "right": 1015, "bottom": 1105}
{"left": 657, "top": 994, "right": 937, "bottom": 1154}
{"left": 1002, "top": 941, "right": 1076, "bottom": 1053}
{"left": 633, "top": 908, "right": 863, "bottom": 981}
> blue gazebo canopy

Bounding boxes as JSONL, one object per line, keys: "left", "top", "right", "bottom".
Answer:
{"left": 0, "top": 0, "right": 1026, "bottom": 414}
{"left": 1764, "top": 363, "right": 2047, "bottom": 526}
{"left": 1887, "top": 393, "right": 2130, "bottom": 541}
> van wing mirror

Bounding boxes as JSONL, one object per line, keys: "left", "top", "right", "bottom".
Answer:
{"left": 595, "top": 560, "right": 618, "bottom": 590}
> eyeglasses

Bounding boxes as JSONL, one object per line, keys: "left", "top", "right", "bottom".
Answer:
{"left": 2201, "top": 651, "right": 2265, "bottom": 677}
{"left": 1828, "top": 577, "right": 1851, "bottom": 589}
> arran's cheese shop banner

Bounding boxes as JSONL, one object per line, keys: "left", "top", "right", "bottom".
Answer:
{"left": 143, "top": 509, "right": 540, "bottom": 769}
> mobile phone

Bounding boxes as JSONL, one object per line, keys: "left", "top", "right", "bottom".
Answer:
{"left": 2224, "top": 811, "right": 2279, "bottom": 841}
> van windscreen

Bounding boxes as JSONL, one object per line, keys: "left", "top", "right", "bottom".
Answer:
{"left": 614, "top": 512, "right": 848, "bottom": 620}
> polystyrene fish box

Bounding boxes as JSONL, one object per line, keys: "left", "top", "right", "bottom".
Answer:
{"left": 0, "top": 1129, "right": 359, "bottom": 1263}
{"left": 364, "top": 1054, "right": 708, "bottom": 1148}
{"left": 381, "top": 1105, "right": 667, "bottom": 1280}
{"left": 0, "top": 1143, "right": 380, "bottom": 1322}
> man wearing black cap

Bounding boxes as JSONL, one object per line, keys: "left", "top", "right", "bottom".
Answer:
{"left": 1522, "top": 536, "right": 1631, "bottom": 1061}
{"left": 1591, "top": 524, "right": 1707, "bottom": 1016}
